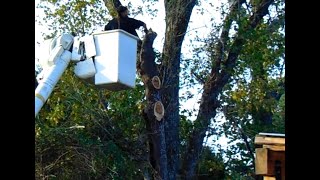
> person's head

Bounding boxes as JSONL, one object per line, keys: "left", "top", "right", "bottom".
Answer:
{"left": 117, "top": 5, "right": 128, "bottom": 18}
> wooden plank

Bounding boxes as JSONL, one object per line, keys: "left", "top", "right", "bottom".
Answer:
{"left": 263, "top": 176, "right": 276, "bottom": 180}
{"left": 255, "top": 148, "right": 268, "bottom": 175}
{"left": 263, "top": 144, "right": 285, "bottom": 151}
{"left": 255, "top": 136, "right": 285, "bottom": 145}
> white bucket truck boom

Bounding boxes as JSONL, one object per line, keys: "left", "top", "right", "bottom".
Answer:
{"left": 35, "top": 30, "right": 140, "bottom": 117}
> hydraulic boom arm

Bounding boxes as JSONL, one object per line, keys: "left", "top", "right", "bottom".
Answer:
{"left": 35, "top": 34, "right": 74, "bottom": 117}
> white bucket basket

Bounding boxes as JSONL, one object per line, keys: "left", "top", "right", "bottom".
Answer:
{"left": 92, "top": 29, "right": 140, "bottom": 91}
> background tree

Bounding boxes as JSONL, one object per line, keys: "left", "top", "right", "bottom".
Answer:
{"left": 35, "top": 0, "right": 285, "bottom": 179}
{"left": 216, "top": 1, "right": 285, "bottom": 177}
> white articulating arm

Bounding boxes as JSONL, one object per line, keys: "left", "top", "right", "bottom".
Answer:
{"left": 35, "top": 30, "right": 140, "bottom": 117}
{"left": 35, "top": 34, "right": 74, "bottom": 117}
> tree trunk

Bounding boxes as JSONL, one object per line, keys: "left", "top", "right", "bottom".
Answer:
{"left": 139, "top": 29, "right": 168, "bottom": 179}
{"left": 158, "top": 1, "right": 198, "bottom": 179}
{"left": 117, "top": 0, "right": 198, "bottom": 179}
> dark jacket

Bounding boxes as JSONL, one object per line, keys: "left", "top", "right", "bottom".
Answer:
{"left": 104, "top": 17, "right": 145, "bottom": 37}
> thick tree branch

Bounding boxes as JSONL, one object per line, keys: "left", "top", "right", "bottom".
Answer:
{"left": 103, "top": 0, "right": 122, "bottom": 17}
{"left": 182, "top": 0, "right": 275, "bottom": 178}
{"left": 213, "top": 0, "right": 246, "bottom": 75}
{"left": 137, "top": 29, "right": 169, "bottom": 180}
{"left": 103, "top": 0, "right": 121, "bottom": 8}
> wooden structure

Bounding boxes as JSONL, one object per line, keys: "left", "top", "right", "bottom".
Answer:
{"left": 254, "top": 133, "right": 285, "bottom": 180}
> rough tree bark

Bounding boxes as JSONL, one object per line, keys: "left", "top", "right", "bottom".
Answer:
{"left": 161, "top": 1, "right": 198, "bottom": 179}
{"left": 181, "top": 0, "right": 275, "bottom": 179}
{"left": 139, "top": 29, "right": 168, "bottom": 180}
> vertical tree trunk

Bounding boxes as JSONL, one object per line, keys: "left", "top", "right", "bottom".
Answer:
{"left": 138, "top": 29, "right": 168, "bottom": 179}
{"left": 161, "top": 1, "right": 198, "bottom": 179}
